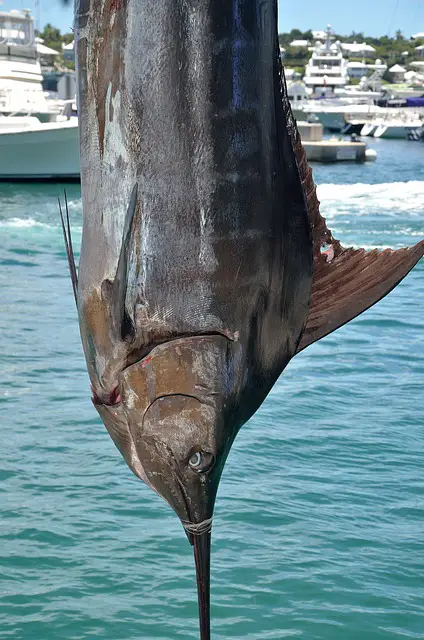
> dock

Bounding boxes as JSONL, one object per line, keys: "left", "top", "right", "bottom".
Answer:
{"left": 297, "top": 122, "right": 375, "bottom": 163}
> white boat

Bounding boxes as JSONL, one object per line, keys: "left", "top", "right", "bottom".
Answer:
{"left": 297, "top": 43, "right": 389, "bottom": 131}
{"left": 358, "top": 110, "right": 424, "bottom": 139}
{"left": 303, "top": 25, "right": 349, "bottom": 96}
{"left": 373, "top": 119, "right": 424, "bottom": 139}
{"left": 0, "top": 9, "right": 62, "bottom": 121}
{"left": 301, "top": 102, "right": 385, "bottom": 133}
{"left": 0, "top": 115, "right": 79, "bottom": 179}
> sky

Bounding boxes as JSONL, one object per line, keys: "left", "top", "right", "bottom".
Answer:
{"left": 0, "top": 0, "right": 423, "bottom": 39}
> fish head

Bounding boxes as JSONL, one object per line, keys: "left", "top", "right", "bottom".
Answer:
{"left": 93, "top": 333, "right": 242, "bottom": 639}
{"left": 119, "top": 334, "right": 241, "bottom": 525}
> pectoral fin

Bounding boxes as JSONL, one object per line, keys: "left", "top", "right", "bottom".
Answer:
{"left": 297, "top": 241, "right": 424, "bottom": 353}
{"left": 280, "top": 74, "right": 424, "bottom": 354}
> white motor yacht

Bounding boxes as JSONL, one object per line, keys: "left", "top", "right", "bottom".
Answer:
{"left": 295, "top": 28, "right": 387, "bottom": 131}
{"left": 300, "top": 102, "right": 385, "bottom": 133}
{"left": 373, "top": 115, "right": 424, "bottom": 139}
{"left": 0, "top": 9, "right": 62, "bottom": 121}
{"left": 0, "top": 113, "right": 79, "bottom": 179}
{"left": 359, "top": 111, "right": 424, "bottom": 139}
{"left": 303, "top": 26, "right": 349, "bottom": 96}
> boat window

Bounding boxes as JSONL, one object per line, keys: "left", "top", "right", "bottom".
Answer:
{"left": 0, "top": 14, "right": 34, "bottom": 47}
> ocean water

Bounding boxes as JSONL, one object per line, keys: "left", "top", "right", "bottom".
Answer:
{"left": 1, "top": 138, "right": 423, "bottom": 640}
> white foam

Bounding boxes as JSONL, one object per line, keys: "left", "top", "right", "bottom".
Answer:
{"left": 0, "top": 217, "right": 82, "bottom": 232}
{"left": 351, "top": 244, "right": 393, "bottom": 251}
{"left": 317, "top": 181, "right": 424, "bottom": 217}
{"left": 0, "top": 217, "right": 48, "bottom": 228}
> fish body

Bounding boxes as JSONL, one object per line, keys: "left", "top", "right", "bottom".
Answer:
{"left": 75, "top": 0, "right": 313, "bottom": 496}
{"left": 65, "top": 1, "right": 424, "bottom": 638}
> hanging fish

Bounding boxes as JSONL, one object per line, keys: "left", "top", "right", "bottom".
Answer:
{"left": 62, "top": 1, "right": 424, "bottom": 638}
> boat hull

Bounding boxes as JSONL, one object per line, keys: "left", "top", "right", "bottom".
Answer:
{"left": 360, "top": 123, "right": 378, "bottom": 136}
{"left": 373, "top": 124, "right": 420, "bottom": 139}
{"left": 0, "top": 121, "right": 80, "bottom": 179}
{"left": 315, "top": 111, "right": 346, "bottom": 132}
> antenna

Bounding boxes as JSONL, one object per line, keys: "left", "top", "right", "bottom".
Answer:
{"left": 35, "top": 0, "right": 40, "bottom": 35}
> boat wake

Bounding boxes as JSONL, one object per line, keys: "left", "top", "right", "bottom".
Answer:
{"left": 318, "top": 180, "right": 424, "bottom": 217}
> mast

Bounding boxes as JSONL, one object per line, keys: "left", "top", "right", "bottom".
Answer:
{"left": 34, "top": 0, "right": 40, "bottom": 35}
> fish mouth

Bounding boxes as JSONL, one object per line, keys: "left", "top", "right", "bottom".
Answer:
{"left": 177, "top": 479, "right": 212, "bottom": 640}
{"left": 173, "top": 477, "right": 212, "bottom": 640}
{"left": 192, "top": 528, "right": 212, "bottom": 640}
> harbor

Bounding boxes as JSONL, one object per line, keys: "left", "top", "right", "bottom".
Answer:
{"left": 0, "top": 13, "right": 423, "bottom": 178}
{"left": 297, "top": 121, "right": 376, "bottom": 162}
{"left": 285, "top": 25, "right": 424, "bottom": 138}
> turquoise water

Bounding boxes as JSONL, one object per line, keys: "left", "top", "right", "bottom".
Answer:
{"left": 1, "top": 138, "right": 423, "bottom": 639}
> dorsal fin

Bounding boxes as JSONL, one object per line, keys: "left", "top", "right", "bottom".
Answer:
{"left": 111, "top": 182, "right": 139, "bottom": 343}
{"left": 279, "top": 72, "right": 424, "bottom": 353}
{"left": 59, "top": 192, "right": 78, "bottom": 305}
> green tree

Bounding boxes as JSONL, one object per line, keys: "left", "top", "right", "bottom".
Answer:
{"left": 62, "top": 32, "right": 74, "bottom": 46}
{"left": 40, "top": 23, "right": 62, "bottom": 54}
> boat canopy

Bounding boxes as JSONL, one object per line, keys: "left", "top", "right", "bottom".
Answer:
{"left": 0, "top": 11, "right": 34, "bottom": 48}
{"left": 405, "top": 97, "right": 424, "bottom": 108}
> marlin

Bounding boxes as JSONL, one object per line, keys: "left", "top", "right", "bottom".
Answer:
{"left": 62, "top": 1, "right": 424, "bottom": 638}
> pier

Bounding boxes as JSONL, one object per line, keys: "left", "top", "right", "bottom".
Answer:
{"left": 297, "top": 121, "right": 374, "bottom": 162}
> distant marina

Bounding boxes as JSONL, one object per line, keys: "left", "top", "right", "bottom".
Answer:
{"left": 285, "top": 26, "right": 424, "bottom": 137}
{"left": 0, "top": 10, "right": 423, "bottom": 179}
{"left": 0, "top": 8, "right": 79, "bottom": 179}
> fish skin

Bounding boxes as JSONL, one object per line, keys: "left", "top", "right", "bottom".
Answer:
{"left": 71, "top": 0, "right": 424, "bottom": 521}
{"left": 68, "top": 1, "right": 423, "bottom": 637}
{"left": 75, "top": 0, "right": 313, "bottom": 424}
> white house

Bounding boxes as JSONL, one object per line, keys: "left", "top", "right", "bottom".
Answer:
{"left": 347, "top": 61, "right": 369, "bottom": 79}
{"left": 312, "top": 30, "right": 327, "bottom": 41}
{"left": 341, "top": 42, "right": 376, "bottom": 58}
{"left": 289, "top": 39, "right": 309, "bottom": 48}
{"left": 388, "top": 64, "right": 406, "bottom": 83}
{"left": 63, "top": 40, "right": 75, "bottom": 62}
{"left": 415, "top": 45, "right": 424, "bottom": 58}
{"left": 35, "top": 37, "right": 60, "bottom": 67}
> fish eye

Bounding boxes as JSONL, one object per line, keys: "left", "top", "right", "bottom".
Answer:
{"left": 188, "top": 451, "right": 215, "bottom": 473}
{"left": 189, "top": 452, "right": 202, "bottom": 468}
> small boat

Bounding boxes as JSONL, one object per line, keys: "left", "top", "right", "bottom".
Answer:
{"left": 0, "top": 115, "right": 79, "bottom": 180}
{"left": 373, "top": 119, "right": 424, "bottom": 139}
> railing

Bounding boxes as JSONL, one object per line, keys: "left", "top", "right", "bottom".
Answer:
{"left": 0, "top": 48, "right": 37, "bottom": 62}
{"left": 344, "top": 108, "right": 424, "bottom": 125}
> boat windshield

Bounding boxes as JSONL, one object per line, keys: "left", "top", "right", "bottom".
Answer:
{"left": 0, "top": 12, "right": 34, "bottom": 47}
